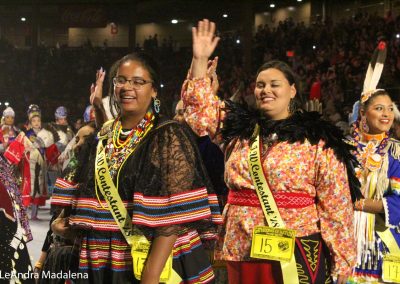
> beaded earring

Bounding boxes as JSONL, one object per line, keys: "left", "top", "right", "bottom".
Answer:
{"left": 153, "top": 97, "right": 161, "bottom": 114}
{"left": 361, "top": 116, "right": 369, "bottom": 133}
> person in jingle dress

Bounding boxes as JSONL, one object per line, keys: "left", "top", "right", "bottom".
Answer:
{"left": 181, "top": 19, "right": 360, "bottom": 284}
{"left": 51, "top": 52, "right": 222, "bottom": 283}
{"left": 348, "top": 42, "right": 400, "bottom": 283}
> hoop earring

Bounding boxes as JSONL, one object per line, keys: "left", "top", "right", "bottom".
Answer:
{"left": 153, "top": 97, "right": 161, "bottom": 114}
{"left": 361, "top": 117, "right": 369, "bottom": 133}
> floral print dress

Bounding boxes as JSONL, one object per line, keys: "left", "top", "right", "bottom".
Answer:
{"left": 181, "top": 77, "right": 357, "bottom": 279}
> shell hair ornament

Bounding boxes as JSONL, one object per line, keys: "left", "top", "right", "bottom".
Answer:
{"left": 360, "top": 41, "right": 387, "bottom": 104}
{"left": 27, "top": 104, "right": 41, "bottom": 121}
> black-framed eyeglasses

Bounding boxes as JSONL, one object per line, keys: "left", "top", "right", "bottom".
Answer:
{"left": 113, "top": 76, "right": 153, "bottom": 89}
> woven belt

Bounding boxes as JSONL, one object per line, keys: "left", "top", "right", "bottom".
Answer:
{"left": 227, "top": 189, "right": 314, "bottom": 209}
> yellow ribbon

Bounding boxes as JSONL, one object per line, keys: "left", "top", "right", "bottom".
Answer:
{"left": 247, "top": 125, "right": 299, "bottom": 284}
{"left": 95, "top": 138, "right": 182, "bottom": 283}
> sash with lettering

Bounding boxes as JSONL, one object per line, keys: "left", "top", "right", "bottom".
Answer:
{"left": 248, "top": 124, "right": 299, "bottom": 284}
{"left": 95, "top": 124, "right": 182, "bottom": 283}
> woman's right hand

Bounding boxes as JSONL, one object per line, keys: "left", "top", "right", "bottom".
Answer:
{"left": 191, "top": 19, "right": 220, "bottom": 78}
{"left": 51, "top": 211, "right": 75, "bottom": 240}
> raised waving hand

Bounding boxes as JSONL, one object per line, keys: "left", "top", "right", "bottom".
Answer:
{"left": 191, "top": 19, "right": 220, "bottom": 78}
{"left": 89, "top": 67, "right": 107, "bottom": 127}
{"left": 90, "top": 67, "right": 106, "bottom": 107}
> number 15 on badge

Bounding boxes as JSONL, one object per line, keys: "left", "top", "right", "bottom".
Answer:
{"left": 250, "top": 226, "right": 296, "bottom": 262}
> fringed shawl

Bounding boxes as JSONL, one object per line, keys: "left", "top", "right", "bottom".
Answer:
{"left": 221, "top": 100, "right": 362, "bottom": 202}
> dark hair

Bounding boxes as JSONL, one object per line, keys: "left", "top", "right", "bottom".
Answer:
{"left": 72, "top": 132, "right": 97, "bottom": 184}
{"left": 256, "top": 60, "right": 303, "bottom": 111}
{"left": 110, "top": 52, "right": 161, "bottom": 116}
{"left": 361, "top": 90, "right": 392, "bottom": 110}
{"left": 108, "top": 60, "right": 120, "bottom": 118}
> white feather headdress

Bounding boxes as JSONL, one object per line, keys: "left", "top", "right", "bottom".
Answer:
{"left": 360, "top": 41, "right": 387, "bottom": 104}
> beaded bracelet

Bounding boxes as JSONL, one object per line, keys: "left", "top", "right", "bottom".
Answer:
{"left": 354, "top": 199, "right": 365, "bottom": 211}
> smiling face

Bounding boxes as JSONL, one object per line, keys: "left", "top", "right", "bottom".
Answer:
{"left": 361, "top": 94, "right": 394, "bottom": 134}
{"left": 114, "top": 60, "right": 157, "bottom": 117}
{"left": 254, "top": 68, "right": 296, "bottom": 120}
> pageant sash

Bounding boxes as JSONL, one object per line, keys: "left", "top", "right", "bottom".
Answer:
{"left": 95, "top": 139, "right": 181, "bottom": 283}
{"left": 248, "top": 124, "right": 299, "bottom": 284}
{"left": 132, "top": 235, "right": 174, "bottom": 282}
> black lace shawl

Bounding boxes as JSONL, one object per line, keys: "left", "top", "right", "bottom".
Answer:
{"left": 221, "top": 100, "right": 362, "bottom": 202}
{"left": 75, "top": 117, "right": 219, "bottom": 237}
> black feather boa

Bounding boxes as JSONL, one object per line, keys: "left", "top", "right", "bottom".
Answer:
{"left": 221, "top": 100, "right": 362, "bottom": 202}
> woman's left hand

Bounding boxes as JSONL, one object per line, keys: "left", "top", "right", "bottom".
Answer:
{"left": 207, "top": 56, "right": 219, "bottom": 95}
{"left": 89, "top": 67, "right": 106, "bottom": 108}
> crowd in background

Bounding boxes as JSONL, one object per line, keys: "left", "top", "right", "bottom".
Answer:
{"left": 0, "top": 11, "right": 400, "bottom": 284}
{"left": 0, "top": 11, "right": 399, "bottom": 132}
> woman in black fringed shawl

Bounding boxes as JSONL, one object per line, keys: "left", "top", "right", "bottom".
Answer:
{"left": 181, "top": 19, "right": 362, "bottom": 284}
{"left": 50, "top": 52, "right": 222, "bottom": 284}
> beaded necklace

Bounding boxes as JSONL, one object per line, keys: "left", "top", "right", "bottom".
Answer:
{"left": 352, "top": 123, "right": 389, "bottom": 172}
{"left": 105, "top": 109, "right": 155, "bottom": 178}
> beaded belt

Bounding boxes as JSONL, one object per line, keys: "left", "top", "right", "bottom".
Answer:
{"left": 227, "top": 189, "right": 315, "bottom": 209}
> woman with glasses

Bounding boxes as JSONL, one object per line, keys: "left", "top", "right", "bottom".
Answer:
{"left": 50, "top": 52, "right": 222, "bottom": 283}
{"left": 181, "top": 19, "right": 360, "bottom": 284}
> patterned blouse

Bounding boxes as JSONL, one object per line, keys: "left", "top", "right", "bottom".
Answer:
{"left": 181, "top": 77, "right": 356, "bottom": 276}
